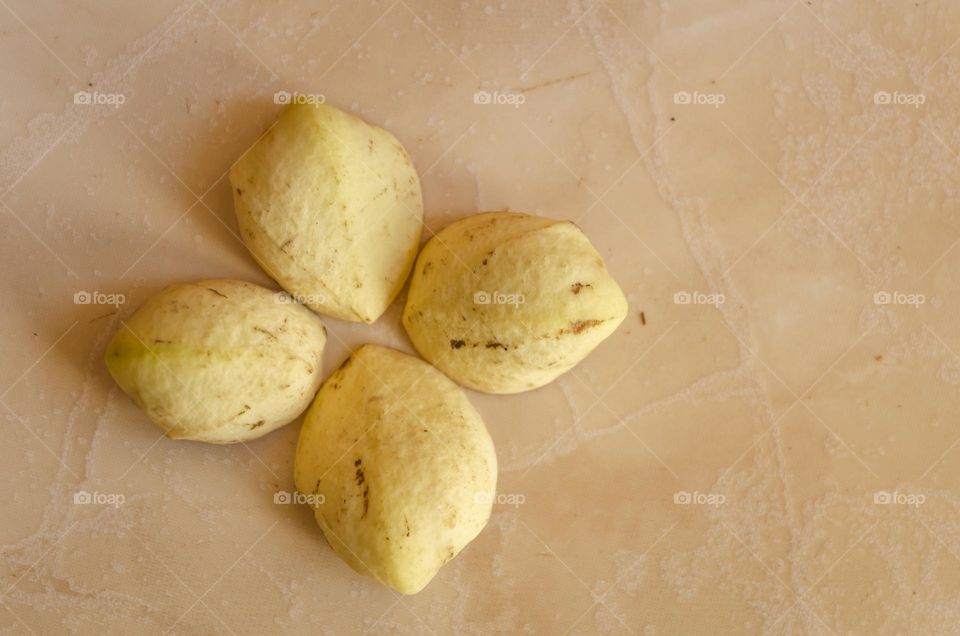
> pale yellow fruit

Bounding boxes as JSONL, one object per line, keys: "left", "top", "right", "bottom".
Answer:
{"left": 294, "top": 345, "right": 497, "bottom": 594}
{"left": 105, "top": 279, "right": 326, "bottom": 444}
{"left": 402, "top": 212, "right": 628, "bottom": 393}
{"left": 230, "top": 102, "right": 423, "bottom": 324}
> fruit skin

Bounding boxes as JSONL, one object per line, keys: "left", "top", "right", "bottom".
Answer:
{"left": 229, "top": 102, "right": 423, "bottom": 324}
{"left": 402, "top": 212, "right": 629, "bottom": 394}
{"left": 105, "top": 279, "right": 326, "bottom": 444}
{"left": 294, "top": 344, "right": 497, "bottom": 594}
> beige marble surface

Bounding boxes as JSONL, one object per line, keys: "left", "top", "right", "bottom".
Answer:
{"left": 2, "top": 1, "right": 960, "bottom": 634}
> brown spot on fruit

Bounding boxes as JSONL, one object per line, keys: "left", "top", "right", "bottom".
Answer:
{"left": 450, "top": 339, "right": 466, "bottom": 349}
{"left": 559, "top": 319, "right": 605, "bottom": 336}
{"left": 485, "top": 341, "right": 508, "bottom": 350}
{"left": 570, "top": 282, "right": 592, "bottom": 294}
{"left": 253, "top": 326, "right": 278, "bottom": 341}
{"left": 571, "top": 319, "right": 603, "bottom": 334}
{"left": 206, "top": 287, "right": 228, "bottom": 298}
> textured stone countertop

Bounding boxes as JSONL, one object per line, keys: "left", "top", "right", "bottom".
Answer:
{"left": 2, "top": 1, "right": 959, "bottom": 634}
